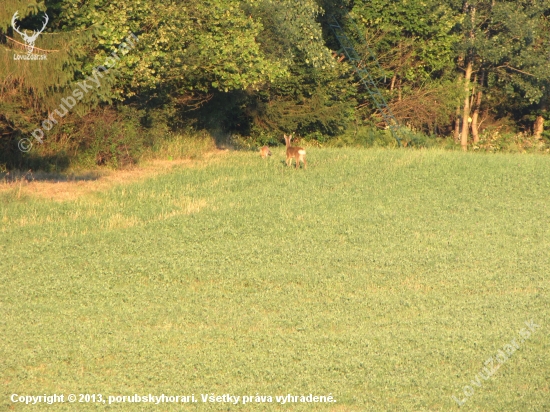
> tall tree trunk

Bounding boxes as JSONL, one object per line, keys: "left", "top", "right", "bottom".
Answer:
{"left": 534, "top": 94, "right": 547, "bottom": 139}
{"left": 461, "top": 61, "right": 473, "bottom": 150}
{"left": 534, "top": 116, "right": 544, "bottom": 139}
{"left": 397, "top": 79, "right": 402, "bottom": 102}
{"left": 471, "top": 71, "right": 484, "bottom": 143}
{"left": 454, "top": 72, "right": 464, "bottom": 142}
{"left": 454, "top": 106, "right": 461, "bottom": 142}
{"left": 390, "top": 74, "right": 397, "bottom": 91}
{"left": 471, "top": 91, "right": 483, "bottom": 143}
{"left": 470, "top": 74, "right": 477, "bottom": 110}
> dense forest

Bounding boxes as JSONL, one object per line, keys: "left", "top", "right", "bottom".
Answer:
{"left": 1, "top": 0, "right": 549, "bottom": 170}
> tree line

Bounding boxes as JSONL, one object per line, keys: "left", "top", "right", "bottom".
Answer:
{"left": 1, "top": 0, "right": 549, "bottom": 169}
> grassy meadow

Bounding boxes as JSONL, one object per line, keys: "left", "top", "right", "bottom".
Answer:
{"left": 1, "top": 148, "right": 549, "bottom": 411}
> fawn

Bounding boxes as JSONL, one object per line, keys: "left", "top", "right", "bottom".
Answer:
{"left": 260, "top": 146, "right": 272, "bottom": 158}
{"left": 284, "top": 134, "right": 306, "bottom": 169}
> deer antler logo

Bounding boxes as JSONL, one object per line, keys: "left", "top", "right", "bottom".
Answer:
{"left": 11, "top": 11, "right": 49, "bottom": 55}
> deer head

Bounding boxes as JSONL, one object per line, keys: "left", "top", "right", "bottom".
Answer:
{"left": 11, "top": 11, "right": 49, "bottom": 55}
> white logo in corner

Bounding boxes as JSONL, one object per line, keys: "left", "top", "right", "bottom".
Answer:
{"left": 11, "top": 11, "right": 49, "bottom": 60}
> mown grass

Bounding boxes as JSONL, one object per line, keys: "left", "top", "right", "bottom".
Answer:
{"left": 1, "top": 148, "right": 549, "bottom": 411}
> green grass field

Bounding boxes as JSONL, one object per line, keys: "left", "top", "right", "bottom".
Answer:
{"left": 1, "top": 148, "right": 549, "bottom": 411}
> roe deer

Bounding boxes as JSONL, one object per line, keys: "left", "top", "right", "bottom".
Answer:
{"left": 260, "top": 146, "right": 272, "bottom": 158}
{"left": 284, "top": 134, "right": 306, "bottom": 169}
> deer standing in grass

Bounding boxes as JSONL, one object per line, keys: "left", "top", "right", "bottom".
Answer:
{"left": 260, "top": 146, "right": 272, "bottom": 158}
{"left": 284, "top": 134, "right": 306, "bottom": 169}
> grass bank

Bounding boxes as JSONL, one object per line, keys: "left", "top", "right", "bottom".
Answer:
{"left": 1, "top": 148, "right": 548, "bottom": 410}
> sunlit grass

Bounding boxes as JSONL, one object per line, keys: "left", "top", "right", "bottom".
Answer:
{"left": 1, "top": 148, "right": 549, "bottom": 411}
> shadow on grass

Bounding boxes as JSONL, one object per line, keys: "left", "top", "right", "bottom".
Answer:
{"left": 1, "top": 170, "right": 100, "bottom": 184}
{"left": 0, "top": 149, "right": 103, "bottom": 183}
{"left": 1, "top": 149, "right": 72, "bottom": 172}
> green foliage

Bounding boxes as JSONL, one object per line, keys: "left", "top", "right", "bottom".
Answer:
{"left": 143, "top": 129, "right": 218, "bottom": 160}
{"left": 1, "top": 0, "right": 550, "bottom": 167}
{"left": 351, "top": 0, "right": 460, "bottom": 85}
{"left": 329, "top": 126, "right": 440, "bottom": 148}
{"left": 77, "top": 109, "right": 141, "bottom": 168}
{"left": 59, "top": 0, "right": 287, "bottom": 99}
{"left": 474, "top": 129, "right": 550, "bottom": 153}
{"left": 0, "top": 0, "right": 47, "bottom": 29}
{"left": 245, "top": 0, "right": 334, "bottom": 69}
{"left": 328, "top": 126, "right": 397, "bottom": 147}
{"left": 454, "top": 0, "right": 550, "bottom": 112}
